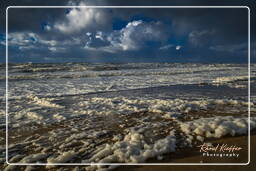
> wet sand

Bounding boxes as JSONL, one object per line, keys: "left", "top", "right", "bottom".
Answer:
{"left": 1, "top": 113, "right": 255, "bottom": 169}
{"left": 116, "top": 134, "right": 256, "bottom": 171}
{"left": 1, "top": 132, "right": 254, "bottom": 170}
{"left": 0, "top": 83, "right": 255, "bottom": 170}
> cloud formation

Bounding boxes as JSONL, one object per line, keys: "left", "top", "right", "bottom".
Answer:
{"left": 176, "top": 45, "right": 181, "bottom": 50}
{"left": 0, "top": 0, "right": 253, "bottom": 63}
{"left": 54, "top": 2, "right": 110, "bottom": 34}
{"left": 106, "top": 20, "right": 168, "bottom": 51}
{"left": 159, "top": 44, "right": 174, "bottom": 50}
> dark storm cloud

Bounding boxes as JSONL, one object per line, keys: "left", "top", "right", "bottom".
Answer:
{"left": 0, "top": 0, "right": 255, "bottom": 63}
{"left": 0, "top": 0, "right": 69, "bottom": 32}
{"left": 110, "top": 7, "right": 249, "bottom": 46}
{"left": 7, "top": 8, "right": 66, "bottom": 32}
{"left": 1, "top": 0, "right": 253, "bottom": 35}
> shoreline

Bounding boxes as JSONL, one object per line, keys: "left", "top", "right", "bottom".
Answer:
{"left": 117, "top": 134, "right": 256, "bottom": 171}
{"left": 1, "top": 132, "right": 254, "bottom": 170}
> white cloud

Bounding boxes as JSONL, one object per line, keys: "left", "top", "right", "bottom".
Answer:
{"left": 8, "top": 32, "right": 38, "bottom": 46}
{"left": 106, "top": 20, "right": 167, "bottom": 51}
{"left": 48, "top": 47, "right": 57, "bottom": 52}
{"left": 95, "top": 31, "right": 104, "bottom": 41}
{"left": 159, "top": 44, "right": 174, "bottom": 50}
{"left": 7, "top": 32, "right": 81, "bottom": 53}
{"left": 80, "top": 20, "right": 170, "bottom": 53}
{"left": 40, "top": 39, "right": 58, "bottom": 46}
{"left": 8, "top": 32, "right": 58, "bottom": 47}
{"left": 8, "top": 19, "right": 170, "bottom": 55}
{"left": 54, "top": 2, "right": 109, "bottom": 34}
{"left": 176, "top": 45, "right": 181, "bottom": 50}
{"left": 159, "top": 44, "right": 182, "bottom": 51}
{"left": 48, "top": 47, "right": 66, "bottom": 52}
{"left": 86, "top": 32, "right": 92, "bottom": 36}
{"left": 44, "top": 25, "right": 51, "bottom": 31}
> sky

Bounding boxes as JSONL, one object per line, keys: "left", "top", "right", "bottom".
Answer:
{"left": 0, "top": 0, "right": 255, "bottom": 63}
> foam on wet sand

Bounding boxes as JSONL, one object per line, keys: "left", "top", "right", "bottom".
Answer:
{"left": 0, "top": 63, "right": 255, "bottom": 170}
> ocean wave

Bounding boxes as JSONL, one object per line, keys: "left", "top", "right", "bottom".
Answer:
{"left": 0, "top": 63, "right": 253, "bottom": 99}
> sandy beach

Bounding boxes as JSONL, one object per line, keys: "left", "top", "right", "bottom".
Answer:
{"left": 117, "top": 134, "right": 256, "bottom": 171}
{"left": 0, "top": 63, "right": 255, "bottom": 171}
{"left": 1, "top": 2, "right": 255, "bottom": 170}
